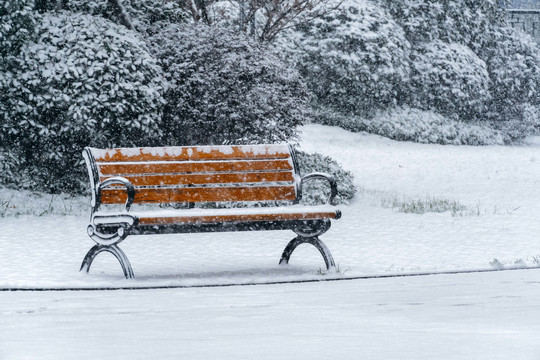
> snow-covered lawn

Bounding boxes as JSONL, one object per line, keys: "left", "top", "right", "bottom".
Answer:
{"left": 1, "top": 124, "right": 539, "bottom": 358}
{"left": 1, "top": 124, "right": 539, "bottom": 287}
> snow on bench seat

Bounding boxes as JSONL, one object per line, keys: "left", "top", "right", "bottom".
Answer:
{"left": 93, "top": 205, "right": 342, "bottom": 226}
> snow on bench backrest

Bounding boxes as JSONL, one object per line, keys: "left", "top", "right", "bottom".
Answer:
{"left": 84, "top": 144, "right": 299, "bottom": 204}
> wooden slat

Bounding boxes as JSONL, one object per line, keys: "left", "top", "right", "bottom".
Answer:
{"left": 91, "top": 145, "right": 291, "bottom": 162}
{"left": 137, "top": 212, "right": 338, "bottom": 225}
{"left": 100, "top": 171, "right": 295, "bottom": 187}
{"left": 98, "top": 159, "right": 293, "bottom": 176}
{"left": 100, "top": 186, "right": 297, "bottom": 204}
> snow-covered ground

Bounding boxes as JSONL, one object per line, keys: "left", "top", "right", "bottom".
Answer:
{"left": 1, "top": 124, "right": 539, "bottom": 288}
{"left": 1, "top": 124, "right": 539, "bottom": 358}
{"left": 2, "top": 269, "right": 540, "bottom": 360}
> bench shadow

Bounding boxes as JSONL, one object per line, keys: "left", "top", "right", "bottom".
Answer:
{"left": 129, "top": 266, "right": 327, "bottom": 284}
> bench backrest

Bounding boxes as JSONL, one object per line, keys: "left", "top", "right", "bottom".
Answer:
{"left": 83, "top": 144, "right": 300, "bottom": 206}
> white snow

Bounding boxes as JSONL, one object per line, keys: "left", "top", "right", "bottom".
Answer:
{"left": 111, "top": 205, "right": 339, "bottom": 218}
{"left": 120, "top": 147, "right": 143, "bottom": 157}
{"left": 300, "top": 124, "right": 540, "bottom": 210}
{"left": 1, "top": 124, "right": 540, "bottom": 359}
{"left": 92, "top": 205, "right": 339, "bottom": 226}
{"left": 95, "top": 144, "right": 290, "bottom": 159}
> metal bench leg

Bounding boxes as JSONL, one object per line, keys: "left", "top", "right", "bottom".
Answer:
{"left": 279, "top": 235, "right": 335, "bottom": 270}
{"left": 80, "top": 244, "right": 134, "bottom": 279}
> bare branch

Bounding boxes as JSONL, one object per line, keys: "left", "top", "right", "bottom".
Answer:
{"left": 180, "top": 0, "right": 214, "bottom": 24}
{"left": 253, "top": 0, "right": 341, "bottom": 42}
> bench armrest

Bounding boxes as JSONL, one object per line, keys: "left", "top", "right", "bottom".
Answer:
{"left": 300, "top": 172, "right": 338, "bottom": 205}
{"left": 96, "top": 177, "right": 136, "bottom": 212}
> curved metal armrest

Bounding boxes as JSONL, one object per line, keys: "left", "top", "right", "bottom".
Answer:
{"left": 96, "top": 177, "right": 135, "bottom": 212}
{"left": 300, "top": 172, "right": 338, "bottom": 205}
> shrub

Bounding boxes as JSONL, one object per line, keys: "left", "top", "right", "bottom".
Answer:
{"left": 410, "top": 41, "right": 491, "bottom": 120}
{"left": 291, "top": 0, "right": 411, "bottom": 118}
{"left": 149, "top": 23, "right": 311, "bottom": 146}
{"left": 291, "top": 0, "right": 539, "bottom": 144}
{"left": 0, "top": 0, "right": 36, "bottom": 60}
{"left": 65, "top": 0, "right": 187, "bottom": 35}
{"left": 123, "top": 0, "right": 187, "bottom": 34}
{"left": 488, "top": 103, "right": 540, "bottom": 143}
{"left": 207, "top": 1, "right": 241, "bottom": 28}
{"left": 381, "top": 0, "right": 504, "bottom": 50}
{"left": 296, "top": 151, "right": 356, "bottom": 205}
{"left": 480, "top": 26, "right": 540, "bottom": 141}
{"left": 0, "top": 12, "right": 164, "bottom": 193}
{"left": 313, "top": 106, "right": 504, "bottom": 145}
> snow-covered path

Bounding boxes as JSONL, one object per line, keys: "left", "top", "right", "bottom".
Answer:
{"left": 2, "top": 269, "right": 540, "bottom": 360}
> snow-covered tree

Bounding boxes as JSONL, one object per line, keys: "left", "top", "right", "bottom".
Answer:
{"left": 65, "top": 0, "right": 187, "bottom": 35}
{"left": 378, "top": 0, "right": 540, "bottom": 140}
{"left": 149, "top": 23, "right": 311, "bottom": 145}
{"left": 185, "top": 0, "right": 337, "bottom": 42}
{"left": 287, "top": 0, "right": 411, "bottom": 118}
{"left": 0, "top": 0, "right": 37, "bottom": 60}
{"left": 481, "top": 25, "right": 540, "bottom": 140}
{"left": 381, "top": 0, "right": 505, "bottom": 51}
{"left": 410, "top": 41, "right": 491, "bottom": 120}
{"left": 0, "top": 12, "right": 164, "bottom": 192}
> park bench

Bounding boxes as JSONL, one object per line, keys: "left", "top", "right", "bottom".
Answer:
{"left": 80, "top": 144, "right": 341, "bottom": 278}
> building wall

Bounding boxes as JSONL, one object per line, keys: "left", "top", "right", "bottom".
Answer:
{"left": 508, "top": 10, "right": 540, "bottom": 43}
{"left": 505, "top": 0, "right": 540, "bottom": 9}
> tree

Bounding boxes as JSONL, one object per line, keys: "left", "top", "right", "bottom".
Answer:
{"left": 410, "top": 41, "right": 491, "bottom": 120}
{"left": 184, "top": 0, "right": 338, "bottom": 42}
{"left": 65, "top": 0, "right": 187, "bottom": 35}
{"left": 380, "top": 0, "right": 505, "bottom": 51}
{"left": 0, "top": 0, "right": 37, "bottom": 60}
{"left": 149, "top": 23, "right": 311, "bottom": 145}
{"left": 0, "top": 12, "right": 164, "bottom": 192}
{"left": 481, "top": 25, "right": 540, "bottom": 140}
{"left": 33, "top": 0, "right": 134, "bottom": 29}
{"left": 288, "top": 0, "right": 411, "bottom": 118}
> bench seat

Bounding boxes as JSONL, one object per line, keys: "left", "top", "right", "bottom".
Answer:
{"left": 94, "top": 205, "right": 341, "bottom": 226}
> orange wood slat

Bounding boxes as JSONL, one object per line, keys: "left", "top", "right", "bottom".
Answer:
{"left": 98, "top": 159, "right": 293, "bottom": 176}
{"left": 100, "top": 186, "right": 297, "bottom": 204}
{"left": 92, "top": 145, "right": 291, "bottom": 162}
{"left": 99, "top": 171, "right": 295, "bottom": 187}
{"left": 137, "top": 212, "right": 338, "bottom": 225}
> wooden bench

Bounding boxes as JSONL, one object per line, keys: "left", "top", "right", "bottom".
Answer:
{"left": 81, "top": 144, "right": 341, "bottom": 278}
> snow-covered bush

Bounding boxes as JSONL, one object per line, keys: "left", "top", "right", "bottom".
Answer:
{"left": 479, "top": 26, "right": 540, "bottom": 140}
{"left": 0, "top": 12, "right": 164, "bottom": 193}
{"left": 380, "top": 0, "right": 539, "bottom": 140}
{"left": 487, "top": 102, "right": 540, "bottom": 143}
{"left": 0, "top": 0, "right": 36, "bottom": 60}
{"left": 207, "top": 1, "right": 241, "bottom": 27}
{"left": 484, "top": 27, "right": 540, "bottom": 107}
{"left": 290, "top": 0, "right": 410, "bottom": 117}
{"left": 313, "top": 106, "right": 504, "bottom": 145}
{"left": 150, "top": 23, "right": 310, "bottom": 145}
{"left": 381, "top": 0, "right": 504, "bottom": 50}
{"left": 0, "top": 0, "right": 38, "bottom": 188}
{"left": 65, "top": 0, "right": 187, "bottom": 35}
{"left": 296, "top": 151, "right": 356, "bottom": 205}
{"left": 123, "top": 0, "right": 187, "bottom": 33}
{"left": 410, "top": 41, "right": 491, "bottom": 120}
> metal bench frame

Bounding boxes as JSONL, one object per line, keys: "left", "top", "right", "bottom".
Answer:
{"left": 81, "top": 145, "right": 341, "bottom": 278}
